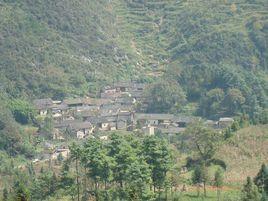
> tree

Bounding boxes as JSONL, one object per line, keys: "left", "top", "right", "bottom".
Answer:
{"left": 0, "top": 103, "right": 22, "bottom": 156}
{"left": 145, "top": 79, "right": 186, "bottom": 113}
{"left": 81, "top": 138, "right": 114, "bottom": 198}
{"left": 242, "top": 177, "right": 261, "bottom": 201}
{"left": 125, "top": 159, "right": 152, "bottom": 200}
{"left": 105, "top": 133, "right": 138, "bottom": 191}
{"left": 185, "top": 122, "right": 223, "bottom": 164}
{"left": 192, "top": 163, "right": 209, "bottom": 197}
{"left": 254, "top": 164, "right": 268, "bottom": 194}
{"left": 198, "top": 88, "right": 225, "bottom": 118}
{"left": 13, "top": 181, "right": 30, "bottom": 201}
{"left": 261, "top": 192, "right": 268, "bottom": 201}
{"left": 142, "top": 136, "right": 173, "bottom": 193}
{"left": 59, "top": 161, "right": 76, "bottom": 199}
{"left": 40, "top": 117, "right": 54, "bottom": 140}
{"left": 31, "top": 170, "right": 57, "bottom": 200}
{"left": 3, "top": 188, "right": 8, "bottom": 201}
{"left": 192, "top": 166, "right": 202, "bottom": 197}
{"left": 8, "top": 99, "right": 35, "bottom": 125}
{"left": 70, "top": 143, "right": 82, "bottom": 201}
{"left": 214, "top": 167, "right": 224, "bottom": 201}
{"left": 224, "top": 88, "right": 246, "bottom": 115}
{"left": 57, "top": 152, "right": 64, "bottom": 164}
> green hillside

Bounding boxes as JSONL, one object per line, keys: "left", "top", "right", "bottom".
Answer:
{"left": 113, "top": 0, "right": 268, "bottom": 118}
{"left": 1, "top": 1, "right": 268, "bottom": 200}
{"left": 0, "top": 0, "right": 267, "bottom": 120}
{"left": 0, "top": 0, "right": 141, "bottom": 99}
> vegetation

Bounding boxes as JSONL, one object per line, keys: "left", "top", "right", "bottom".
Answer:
{"left": 0, "top": 0, "right": 267, "bottom": 117}
{"left": 241, "top": 177, "right": 261, "bottom": 201}
{"left": 1, "top": 123, "right": 268, "bottom": 200}
{"left": 0, "top": 0, "right": 267, "bottom": 200}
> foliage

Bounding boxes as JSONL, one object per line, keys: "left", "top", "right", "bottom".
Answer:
{"left": 68, "top": 133, "right": 174, "bottom": 200}
{"left": 145, "top": 79, "right": 186, "bottom": 113}
{"left": 241, "top": 177, "right": 261, "bottom": 201}
{"left": 192, "top": 163, "right": 209, "bottom": 197}
{"left": 184, "top": 122, "right": 223, "bottom": 164}
{"left": 0, "top": 95, "right": 23, "bottom": 156}
{"left": 31, "top": 170, "right": 58, "bottom": 200}
{"left": 214, "top": 167, "right": 224, "bottom": 188}
{"left": 8, "top": 99, "right": 35, "bottom": 125}
{"left": 0, "top": 0, "right": 266, "bottom": 122}
{"left": 13, "top": 180, "right": 31, "bottom": 201}
{"left": 142, "top": 136, "right": 174, "bottom": 191}
{"left": 254, "top": 164, "right": 268, "bottom": 194}
{"left": 214, "top": 167, "right": 225, "bottom": 201}
{"left": 38, "top": 117, "right": 54, "bottom": 140}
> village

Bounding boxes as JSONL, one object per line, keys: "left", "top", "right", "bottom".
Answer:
{"left": 33, "top": 81, "right": 235, "bottom": 161}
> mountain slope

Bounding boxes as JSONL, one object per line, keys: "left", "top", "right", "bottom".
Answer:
{"left": 217, "top": 125, "right": 268, "bottom": 183}
{"left": 0, "top": 0, "right": 140, "bottom": 99}
{"left": 0, "top": 0, "right": 267, "bottom": 118}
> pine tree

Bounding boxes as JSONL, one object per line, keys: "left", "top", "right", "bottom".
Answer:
{"left": 242, "top": 177, "right": 261, "bottom": 201}
{"left": 14, "top": 181, "right": 30, "bottom": 201}
{"left": 70, "top": 143, "right": 81, "bottom": 201}
{"left": 57, "top": 152, "right": 64, "bottom": 164}
{"left": 192, "top": 164, "right": 209, "bottom": 197}
{"left": 254, "top": 164, "right": 268, "bottom": 194}
{"left": 261, "top": 191, "right": 268, "bottom": 201}
{"left": 3, "top": 188, "right": 8, "bottom": 201}
{"left": 192, "top": 166, "right": 202, "bottom": 197}
{"left": 214, "top": 167, "right": 224, "bottom": 201}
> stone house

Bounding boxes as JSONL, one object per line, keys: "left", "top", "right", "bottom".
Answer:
{"left": 134, "top": 113, "right": 175, "bottom": 126}
{"left": 54, "top": 121, "right": 95, "bottom": 139}
{"left": 142, "top": 125, "right": 155, "bottom": 136}
{"left": 33, "top": 98, "right": 53, "bottom": 116}
{"left": 218, "top": 117, "right": 234, "bottom": 129}
{"left": 172, "top": 116, "right": 195, "bottom": 128}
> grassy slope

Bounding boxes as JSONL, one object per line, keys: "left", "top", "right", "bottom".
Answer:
{"left": 217, "top": 124, "right": 268, "bottom": 183}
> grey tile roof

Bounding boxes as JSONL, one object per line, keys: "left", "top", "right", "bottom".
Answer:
{"left": 33, "top": 98, "right": 53, "bottom": 109}
{"left": 157, "top": 126, "right": 185, "bottom": 134}
{"left": 135, "top": 113, "right": 175, "bottom": 120}
{"left": 54, "top": 120, "right": 92, "bottom": 130}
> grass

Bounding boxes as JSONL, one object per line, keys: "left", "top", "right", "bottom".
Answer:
{"left": 156, "top": 188, "right": 241, "bottom": 201}
{"left": 217, "top": 125, "right": 268, "bottom": 184}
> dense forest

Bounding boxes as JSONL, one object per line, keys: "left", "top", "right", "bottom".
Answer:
{"left": 0, "top": 0, "right": 268, "bottom": 200}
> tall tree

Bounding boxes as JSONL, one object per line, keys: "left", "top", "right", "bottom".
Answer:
{"left": 2, "top": 188, "right": 8, "bottom": 201}
{"left": 142, "top": 136, "right": 173, "bottom": 193}
{"left": 254, "top": 164, "right": 268, "bottom": 194}
{"left": 8, "top": 99, "right": 35, "bottom": 125}
{"left": 125, "top": 159, "right": 152, "bottom": 200}
{"left": 224, "top": 88, "right": 246, "bottom": 115}
{"left": 13, "top": 181, "right": 30, "bottom": 201}
{"left": 70, "top": 143, "right": 82, "bottom": 201}
{"left": 81, "top": 138, "right": 114, "bottom": 198}
{"left": 214, "top": 167, "right": 224, "bottom": 201}
{"left": 242, "top": 177, "right": 261, "bottom": 201}
{"left": 199, "top": 88, "right": 225, "bottom": 118}
{"left": 192, "top": 163, "right": 209, "bottom": 197}
{"left": 185, "top": 122, "right": 223, "bottom": 164}
{"left": 145, "top": 79, "right": 186, "bottom": 113}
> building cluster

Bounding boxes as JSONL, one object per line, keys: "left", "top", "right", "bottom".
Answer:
{"left": 33, "top": 81, "right": 195, "bottom": 140}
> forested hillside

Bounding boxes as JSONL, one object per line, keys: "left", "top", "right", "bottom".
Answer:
{"left": 1, "top": 1, "right": 268, "bottom": 200}
{"left": 113, "top": 0, "right": 268, "bottom": 119}
{"left": 0, "top": 0, "right": 267, "bottom": 119}
{"left": 0, "top": 0, "right": 141, "bottom": 99}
